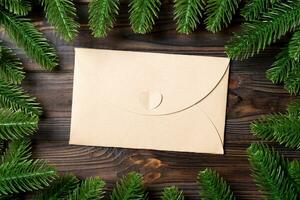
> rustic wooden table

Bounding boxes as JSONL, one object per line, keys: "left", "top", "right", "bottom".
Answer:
{"left": 1, "top": 1, "right": 299, "bottom": 199}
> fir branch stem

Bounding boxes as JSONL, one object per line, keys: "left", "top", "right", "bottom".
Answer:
{"left": 0, "top": 109, "right": 38, "bottom": 140}
{"left": 0, "top": 160, "right": 57, "bottom": 196}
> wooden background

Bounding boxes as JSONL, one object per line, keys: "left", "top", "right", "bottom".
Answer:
{"left": 1, "top": 0, "right": 300, "bottom": 199}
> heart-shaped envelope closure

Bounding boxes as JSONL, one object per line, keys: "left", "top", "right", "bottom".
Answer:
{"left": 139, "top": 90, "right": 163, "bottom": 110}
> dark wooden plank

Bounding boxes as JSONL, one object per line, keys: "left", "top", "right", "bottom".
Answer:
{"left": 0, "top": 1, "right": 298, "bottom": 200}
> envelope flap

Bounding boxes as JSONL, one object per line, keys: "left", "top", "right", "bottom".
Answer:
{"left": 75, "top": 48, "right": 230, "bottom": 115}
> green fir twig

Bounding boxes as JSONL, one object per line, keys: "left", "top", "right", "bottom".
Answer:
{"left": 88, "top": 0, "right": 120, "bottom": 38}
{"left": 129, "top": 0, "right": 161, "bottom": 34}
{"left": 198, "top": 169, "right": 236, "bottom": 200}
{"left": 205, "top": 0, "right": 240, "bottom": 33}
{"left": 226, "top": 0, "right": 300, "bottom": 60}
{"left": 0, "top": 109, "right": 38, "bottom": 140}
{"left": 34, "top": 174, "right": 79, "bottom": 200}
{"left": 111, "top": 172, "right": 148, "bottom": 200}
{"left": 0, "top": 9, "right": 58, "bottom": 70}
{"left": 0, "top": 80, "right": 41, "bottom": 116}
{"left": 247, "top": 143, "right": 297, "bottom": 200}
{"left": 174, "top": 0, "right": 205, "bottom": 34}
{"left": 67, "top": 177, "right": 105, "bottom": 200}
{"left": 0, "top": 45, "right": 25, "bottom": 85}
{"left": 161, "top": 186, "right": 184, "bottom": 200}
{"left": 39, "top": 0, "right": 79, "bottom": 42}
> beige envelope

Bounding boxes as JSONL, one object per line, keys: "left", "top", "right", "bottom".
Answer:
{"left": 70, "top": 48, "right": 230, "bottom": 154}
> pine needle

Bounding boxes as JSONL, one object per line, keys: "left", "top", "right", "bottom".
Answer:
{"left": 251, "top": 115, "right": 300, "bottom": 149}
{"left": 174, "top": 0, "right": 205, "bottom": 34}
{"left": 34, "top": 174, "right": 79, "bottom": 200}
{"left": 39, "top": 0, "right": 79, "bottom": 42}
{"left": 284, "top": 66, "right": 300, "bottom": 95}
{"left": 226, "top": 0, "right": 300, "bottom": 60}
{"left": 266, "top": 47, "right": 298, "bottom": 84}
{"left": 0, "top": 80, "right": 41, "bottom": 116}
{"left": 288, "top": 160, "right": 300, "bottom": 193}
{"left": 287, "top": 100, "right": 300, "bottom": 116}
{"left": 205, "top": 0, "right": 240, "bottom": 33}
{"left": 1, "top": 139, "right": 31, "bottom": 163}
{"left": 198, "top": 169, "right": 236, "bottom": 200}
{"left": 111, "top": 172, "right": 148, "bottom": 200}
{"left": 0, "top": 160, "right": 57, "bottom": 196}
{"left": 0, "top": 0, "right": 31, "bottom": 16}
{"left": 240, "top": 0, "right": 280, "bottom": 21}
{"left": 265, "top": 47, "right": 300, "bottom": 94}
{"left": 0, "top": 9, "right": 58, "bottom": 70}
{"left": 161, "top": 186, "right": 184, "bottom": 200}
{"left": 67, "top": 177, "right": 105, "bottom": 200}
{"left": 251, "top": 100, "right": 300, "bottom": 149}
{"left": 0, "top": 45, "right": 25, "bottom": 85}
{"left": 0, "top": 109, "right": 38, "bottom": 140}
{"left": 129, "top": 0, "right": 161, "bottom": 34}
{"left": 288, "top": 30, "right": 300, "bottom": 61}
{"left": 247, "top": 143, "right": 297, "bottom": 200}
{"left": 88, "top": 0, "right": 120, "bottom": 38}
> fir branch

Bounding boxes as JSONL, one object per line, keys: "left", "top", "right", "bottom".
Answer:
{"left": 161, "top": 186, "right": 184, "bottom": 200}
{"left": 288, "top": 160, "right": 300, "bottom": 193}
{"left": 39, "top": 0, "right": 79, "bottom": 42}
{"left": 287, "top": 100, "right": 300, "bottom": 117}
{"left": 0, "top": 160, "right": 57, "bottom": 196}
{"left": 1, "top": 139, "right": 31, "bottom": 164}
{"left": 0, "top": 44, "right": 25, "bottom": 85}
{"left": 88, "top": 0, "right": 120, "bottom": 38}
{"left": 247, "top": 143, "right": 297, "bottom": 200}
{"left": 288, "top": 30, "right": 300, "bottom": 61}
{"left": 0, "top": 0, "right": 31, "bottom": 16}
{"left": 174, "top": 0, "right": 205, "bottom": 34}
{"left": 0, "top": 80, "right": 41, "bottom": 116}
{"left": 266, "top": 47, "right": 298, "bottom": 84}
{"left": 34, "top": 174, "right": 79, "bottom": 200}
{"left": 129, "top": 0, "right": 161, "bottom": 34}
{"left": 0, "top": 109, "right": 39, "bottom": 140}
{"left": 240, "top": 0, "right": 280, "bottom": 21}
{"left": 111, "top": 172, "right": 148, "bottom": 200}
{"left": 0, "top": 9, "right": 58, "bottom": 70}
{"left": 251, "top": 112, "right": 300, "bottom": 149}
{"left": 226, "top": 0, "right": 300, "bottom": 60}
{"left": 205, "top": 0, "right": 240, "bottom": 33}
{"left": 198, "top": 169, "right": 235, "bottom": 200}
{"left": 265, "top": 47, "right": 300, "bottom": 94}
{"left": 67, "top": 177, "right": 105, "bottom": 200}
{"left": 284, "top": 66, "right": 300, "bottom": 95}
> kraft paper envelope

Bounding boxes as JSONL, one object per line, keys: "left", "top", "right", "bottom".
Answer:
{"left": 70, "top": 48, "right": 230, "bottom": 154}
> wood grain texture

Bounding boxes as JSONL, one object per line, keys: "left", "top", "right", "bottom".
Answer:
{"left": 1, "top": 1, "right": 299, "bottom": 199}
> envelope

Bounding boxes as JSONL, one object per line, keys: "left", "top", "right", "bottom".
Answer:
{"left": 69, "top": 48, "right": 230, "bottom": 154}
